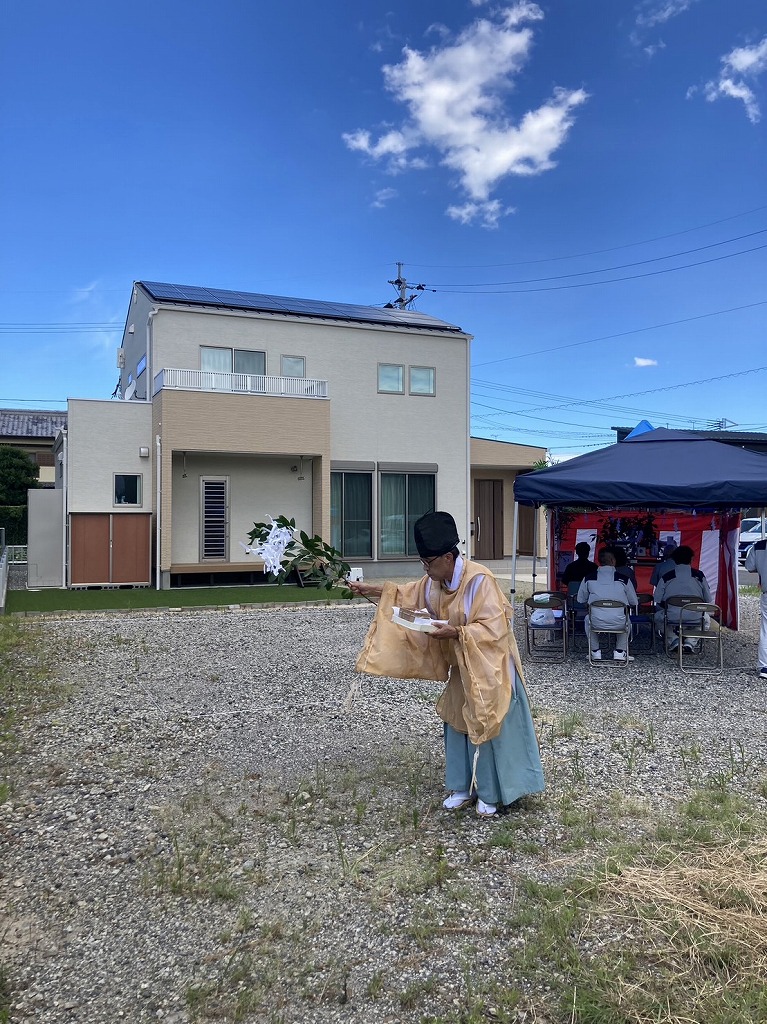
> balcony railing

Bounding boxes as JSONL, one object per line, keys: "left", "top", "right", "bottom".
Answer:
{"left": 153, "top": 368, "right": 329, "bottom": 399}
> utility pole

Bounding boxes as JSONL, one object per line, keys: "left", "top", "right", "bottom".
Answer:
{"left": 385, "top": 263, "right": 432, "bottom": 310}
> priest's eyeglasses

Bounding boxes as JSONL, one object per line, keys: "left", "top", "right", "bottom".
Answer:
{"left": 420, "top": 555, "right": 441, "bottom": 568}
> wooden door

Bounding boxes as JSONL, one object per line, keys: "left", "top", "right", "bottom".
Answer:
{"left": 112, "top": 514, "right": 151, "bottom": 584}
{"left": 70, "top": 514, "right": 110, "bottom": 585}
{"left": 474, "top": 479, "right": 503, "bottom": 559}
{"left": 517, "top": 504, "right": 536, "bottom": 555}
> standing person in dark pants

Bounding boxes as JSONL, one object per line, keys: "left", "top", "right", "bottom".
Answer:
{"left": 745, "top": 538, "right": 767, "bottom": 679}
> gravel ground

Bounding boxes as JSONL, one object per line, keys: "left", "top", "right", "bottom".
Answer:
{"left": 1, "top": 595, "right": 766, "bottom": 1023}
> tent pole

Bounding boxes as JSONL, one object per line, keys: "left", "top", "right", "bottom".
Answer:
{"left": 510, "top": 501, "right": 520, "bottom": 596}
{"left": 531, "top": 505, "right": 538, "bottom": 593}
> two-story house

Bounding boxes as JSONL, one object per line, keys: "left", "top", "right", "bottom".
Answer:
{"left": 31, "top": 282, "right": 472, "bottom": 588}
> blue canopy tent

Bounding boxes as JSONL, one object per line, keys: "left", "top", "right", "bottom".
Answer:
{"left": 514, "top": 428, "right": 767, "bottom": 510}
{"left": 511, "top": 428, "right": 767, "bottom": 625}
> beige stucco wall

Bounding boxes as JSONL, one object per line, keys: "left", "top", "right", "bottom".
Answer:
{"left": 150, "top": 305, "right": 471, "bottom": 548}
{"left": 153, "top": 389, "right": 331, "bottom": 570}
{"left": 469, "top": 437, "right": 547, "bottom": 556}
{"left": 66, "top": 399, "right": 153, "bottom": 513}
{"left": 169, "top": 452, "right": 314, "bottom": 565}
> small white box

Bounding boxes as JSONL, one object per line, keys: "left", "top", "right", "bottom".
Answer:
{"left": 347, "top": 567, "right": 364, "bottom": 582}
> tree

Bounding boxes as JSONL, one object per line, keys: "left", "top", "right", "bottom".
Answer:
{"left": 0, "top": 446, "right": 39, "bottom": 505}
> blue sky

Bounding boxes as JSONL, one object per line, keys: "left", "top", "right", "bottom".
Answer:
{"left": 1, "top": 0, "right": 765, "bottom": 457}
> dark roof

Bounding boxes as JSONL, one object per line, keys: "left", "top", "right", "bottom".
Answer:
{"left": 613, "top": 425, "right": 767, "bottom": 451}
{"left": 514, "top": 427, "right": 767, "bottom": 509}
{"left": 137, "top": 281, "right": 465, "bottom": 334}
{"left": 0, "top": 409, "right": 68, "bottom": 440}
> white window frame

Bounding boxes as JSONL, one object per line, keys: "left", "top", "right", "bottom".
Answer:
{"left": 113, "top": 473, "right": 142, "bottom": 507}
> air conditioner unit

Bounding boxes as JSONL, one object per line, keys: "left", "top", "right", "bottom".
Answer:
{"left": 117, "top": 349, "right": 126, "bottom": 368}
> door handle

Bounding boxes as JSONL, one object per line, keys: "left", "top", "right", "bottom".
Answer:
{"left": 476, "top": 516, "right": 481, "bottom": 542}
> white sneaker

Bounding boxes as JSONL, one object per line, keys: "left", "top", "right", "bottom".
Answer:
{"left": 476, "top": 799, "right": 497, "bottom": 817}
{"left": 443, "top": 791, "right": 473, "bottom": 810}
{"left": 613, "top": 650, "right": 634, "bottom": 662}
{"left": 590, "top": 649, "right": 602, "bottom": 660}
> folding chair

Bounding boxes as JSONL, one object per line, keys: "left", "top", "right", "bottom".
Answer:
{"left": 662, "top": 595, "right": 703, "bottom": 658}
{"left": 523, "top": 593, "right": 567, "bottom": 662}
{"left": 566, "top": 581, "right": 589, "bottom": 651}
{"left": 630, "top": 593, "right": 656, "bottom": 655}
{"left": 586, "top": 599, "right": 631, "bottom": 666}
{"left": 676, "top": 601, "right": 723, "bottom": 674}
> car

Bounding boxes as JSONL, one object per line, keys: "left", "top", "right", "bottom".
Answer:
{"left": 739, "top": 518, "right": 766, "bottom": 563}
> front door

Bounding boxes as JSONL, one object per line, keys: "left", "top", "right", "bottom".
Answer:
{"left": 474, "top": 479, "right": 503, "bottom": 559}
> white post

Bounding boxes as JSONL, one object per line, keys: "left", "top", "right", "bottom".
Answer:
{"left": 510, "top": 501, "right": 520, "bottom": 596}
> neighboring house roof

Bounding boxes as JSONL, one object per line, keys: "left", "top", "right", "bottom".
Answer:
{"left": 137, "top": 281, "right": 466, "bottom": 334}
{"left": 613, "top": 424, "right": 767, "bottom": 451}
{"left": 0, "top": 408, "right": 68, "bottom": 440}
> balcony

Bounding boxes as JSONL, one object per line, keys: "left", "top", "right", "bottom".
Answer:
{"left": 153, "top": 368, "right": 329, "bottom": 399}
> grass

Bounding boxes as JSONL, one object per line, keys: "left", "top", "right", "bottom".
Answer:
{"left": 5, "top": 582, "right": 358, "bottom": 614}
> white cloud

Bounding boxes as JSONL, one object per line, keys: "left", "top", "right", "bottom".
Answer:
{"left": 343, "top": 2, "right": 588, "bottom": 226}
{"left": 633, "top": 356, "right": 658, "bottom": 367}
{"left": 69, "top": 281, "right": 99, "bottom": 304}
{"left": 701, "top": 36, "right": 767, "bottom": 123}
{"left": 634, "top": 0, "right": 699, "bottom": 29}
{"left": 372, "top": 187, "right": 398, "bottom": 208}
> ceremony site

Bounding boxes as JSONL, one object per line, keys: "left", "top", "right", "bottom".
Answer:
{"left": 2, "top": 0, "right": 767, "bottom": 1021}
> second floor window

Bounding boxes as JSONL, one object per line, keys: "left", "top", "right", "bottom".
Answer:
{"left": 409, "top": 366, "right": 435, "bottom": 395}
{"left": 378, "top": 363, "right": 404, "bottom": 393}
{"left": 201, "top": 347, "right": 266, "bottom": 375}
{"left": 281, "top": 355, "right": 305, "bottom": 377}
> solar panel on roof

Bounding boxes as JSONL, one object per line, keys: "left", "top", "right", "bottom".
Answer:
{"left": 137, "top": 281, "right": 463, "bottom": 332}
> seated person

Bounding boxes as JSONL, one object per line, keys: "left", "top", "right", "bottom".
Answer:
{"left": 653, "top": 545, "right": 712, "bottom": 652}
{"left": 609, "top": 546, "right": 637, "bottom": 589}
{"left": 650, "top": 552, "right": 677, "bottom": 589}
{"left": 561, "top": 541, "right": 597, "bottom": 586}
{"left": 576, "top": 549, "right": 638, "bottom": 662}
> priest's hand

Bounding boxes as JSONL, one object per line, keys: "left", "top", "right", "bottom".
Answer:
{"left": 430, "top": 623, "right": 459, "bottom": 640}
{"left": 348, "top": 580, "right": 383, "bottom": 601}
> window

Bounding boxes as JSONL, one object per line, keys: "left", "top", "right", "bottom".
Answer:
{"left": 378, "top": 363, "right": 404, "bottom": 393}
{"left": 281, "top": 355, "right": 305, "bottom": 377}
{"left": 409, "top": 366, "right": 435, "bottom": 395}
{"left": 380, "top": 473, "right": 435, "bottom": 556}
{"left": 201, "top": 347, "right": 266, "bottom": 375}
{"left": 200, "top": 477, "right": 229, "bottom": 560}
{"left": 136, "top": 354, "right": 147, "bottom": 378}
{"left": 331, "top": 473, "right": 372, "bottom": 558}
{"left": 114, "top": 474, "right": 142, "bottom": 506}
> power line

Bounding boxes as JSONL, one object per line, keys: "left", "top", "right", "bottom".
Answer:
{"left": 473, "top": 298, "right": 767, "bottom": 365}
{"left": 433, "top": 242, "right": 767, "bottom": 294}
{"left": 404, "top": 204, "right": 767, "bottom": 269}
{"left": 428, "top": 228, "right": 767, "bottom": 287}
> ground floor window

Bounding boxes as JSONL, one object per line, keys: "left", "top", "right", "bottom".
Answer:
{"left": 380, "top": 473, "right": 435, "bottom": 556}
{"left": 330, "top": 472, "right": 372, "bottom": 558}
{"left": 200, "top": 477, "right": 229, "bottom": 560}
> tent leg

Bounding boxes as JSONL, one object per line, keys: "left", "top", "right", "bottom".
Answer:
{"left": 510, "top": 501, "right": 520, "bottom": 596}
{"left": 532, "top": 506, "right": 538, "bottom": 593}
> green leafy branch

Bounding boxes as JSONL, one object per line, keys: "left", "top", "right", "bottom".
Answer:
{"left": 247, "top": 515, "right": 353, "bottom": 596}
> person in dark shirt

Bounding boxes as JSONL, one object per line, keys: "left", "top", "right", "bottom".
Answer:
{"left": 609, "top": 546, "right": 638, "bottom": 589}
{"left": 562, "top": 542, "right": 597, "bottom": 586}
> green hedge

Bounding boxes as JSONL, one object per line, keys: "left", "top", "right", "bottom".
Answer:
{"left": 0, "top": 507, "right": 27, "bottom": 545}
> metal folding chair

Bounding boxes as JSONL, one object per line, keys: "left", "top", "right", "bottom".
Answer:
{"left": 587, "top": 599, "right": 630, "bottom": 666}
{"left": 523, "top": 593, "right": 568, "bottom": 662}
{"left": 662, "top": 595, "right": 703, "bottom": 658}
{"left": 676, "top": 601, "right": 723, "bottom": 674}
{"left": 566, "top": 581, "right": 589, "bottom": 651}
{"left": 630, "top": 593, "right": 656, "bottom": 655}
